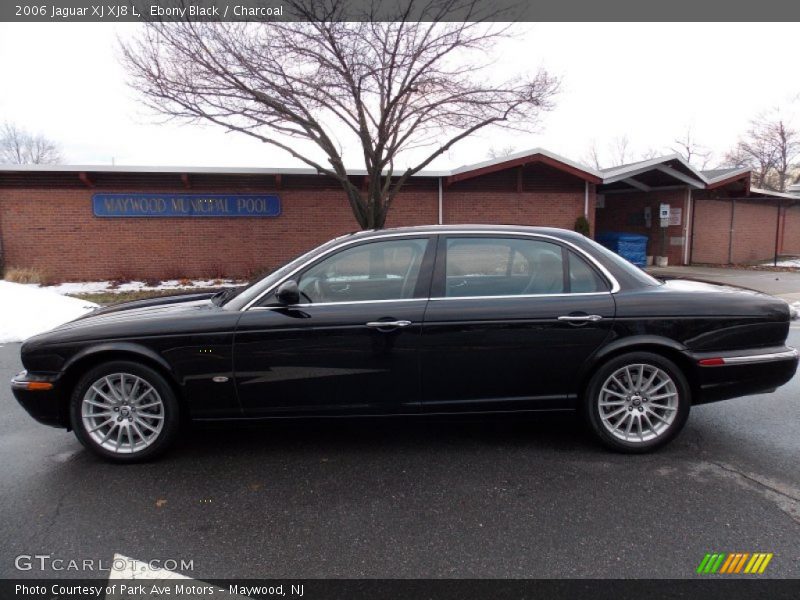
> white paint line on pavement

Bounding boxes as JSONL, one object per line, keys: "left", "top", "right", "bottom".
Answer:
{"left": 107, "top": 554, "right": 253, "bottom": 599}
{"left": 108, "top": 553, "right": 191, "bottom": 581}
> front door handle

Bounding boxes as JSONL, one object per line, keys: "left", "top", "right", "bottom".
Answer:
{"left": 365, "top": 320, "right": 412, "bottom": 329}
{"left": 558, "top": 314, "right": 603, "bottom": 322}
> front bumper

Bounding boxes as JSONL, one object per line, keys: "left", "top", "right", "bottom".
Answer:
{"left": 691, "top": 346, "right": 799, "bottom": 404}
{"left": 11, "top": 371, "right": 68, "bottom": 428}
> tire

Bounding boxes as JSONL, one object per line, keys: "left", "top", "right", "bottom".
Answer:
{"left": 583, "top": 352, "right": 691, "bottom": 453}
{"left": 70, "top": 360, "right": 180, "bottom": 462}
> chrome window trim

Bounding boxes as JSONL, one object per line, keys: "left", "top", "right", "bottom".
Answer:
{"left": 248, "top": 298, "right": 428, "bottom": 311}
{"left": 700, "top": 348, "right": 798, "bottom": 366}
{"left": 242, "top": 230, "right": 621, "bottom": 311}
{"left": 429, "top": 292, "right": 611, "bottom": 301}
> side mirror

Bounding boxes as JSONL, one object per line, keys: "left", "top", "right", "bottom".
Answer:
{"left": 275, "top": 280, "right": 300, "bottom": 305}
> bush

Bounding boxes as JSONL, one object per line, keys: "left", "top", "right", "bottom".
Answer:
{"left": 4, "top": 266, "right": 51, "bottom": 285}
{"left": 574, "top": 215, "right": 591, "bottom": 237}
{"left": 207, "top": 263, "right": 227, "bottom": 280}
{"left": 110, "top": 270, "right": 135, "bottom": 286}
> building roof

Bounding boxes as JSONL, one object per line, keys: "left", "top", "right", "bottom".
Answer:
{"left": 701, "top": 167, "right": 743, "bottom": 180}
{"left": 446, "top": 147, "right": 602, "bottom": 185}
{"left": 599, "top": 154, "right": 708, "bottom": 191}
{"left": 600, "top": 156, "right": 668, "bottom": 174}
{"left": 702, "top": 167, "right": 751, "bottom": 190}
{"left": 749, "top": 187, "right": 800, "bottom": 201}
{"left": 0, "top": 163, "right": 449, "bottom": 177}
{"left": 0, "top": 147, "right": 765, "bottom": 195}
{"left": 0, "top": 147, "right": 604, "bottom": 185}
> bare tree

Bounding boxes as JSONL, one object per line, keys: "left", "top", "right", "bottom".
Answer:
{"left": 767, "top": 118, "right": 800, "bottom": 192}
{"left": 721, "top": 144, "right": 751, "bottom": 170}
{"left": 121, "top": 0, "right": 558, "bottom": 229}
{"left": 723, "top": 113, "right": 800, "bottom": 191}
{"left": 639, "top": 147, "right": 662, "bottom": 161}
{"left": 583, "top": 137, "right": 661, "bottom": 170}
{"left": 487, "top": 144, "right": 517, "bottom": 159}
{"left": 724, "top": 130, "right": 775, "bottom": 189}
{"left": 0, "top": 122, "right": 63, "bottom": 164}
{"left": 671, "top": 128, "right": 712, "bottom": 168}
{"left": 609, "top": 135, "right": 631, "bottom": 167}
{"left": 582, "top": 139, "right": 602, "bottom": 170}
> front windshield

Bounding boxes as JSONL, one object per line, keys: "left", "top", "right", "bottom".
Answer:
{"left": 221, "top": 233, "right": 356, "bottom": 310}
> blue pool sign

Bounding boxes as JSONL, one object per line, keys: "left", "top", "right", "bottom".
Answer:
{"left": 92, "top": 193, "right": 281, "bottom": 218}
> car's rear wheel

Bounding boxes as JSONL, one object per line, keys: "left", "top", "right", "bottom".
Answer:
{"left": 70, "top": 361, "right": 180, "bottom": 462}
{"left": 584, "top": 352, "right": 690, "bottom": 453}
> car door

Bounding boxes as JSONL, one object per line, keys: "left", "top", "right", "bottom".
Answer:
{"left": 420, "top": 234, "right": 615, "bottom": 412}
{"left": 234, "top": 235, "right": 435, "bottom": 416}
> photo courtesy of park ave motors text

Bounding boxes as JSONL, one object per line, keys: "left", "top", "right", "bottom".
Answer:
{"left": 1, "top": 0, "right": 800, "bottom": 596}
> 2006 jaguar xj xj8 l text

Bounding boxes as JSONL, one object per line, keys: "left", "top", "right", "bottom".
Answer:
{"left": 12, "top": 225, "right": 798, "bottom": 461}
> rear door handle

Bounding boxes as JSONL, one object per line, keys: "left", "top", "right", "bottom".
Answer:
{"left": 365, "top": 320, "right": 412, "bottom": 329}
{"left": 558, "top": 314, "right": 603, "bottom": 322}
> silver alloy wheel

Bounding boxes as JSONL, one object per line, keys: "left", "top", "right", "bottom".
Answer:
{"left": 81, "top": 373, "right": 165, "bottom": 454}
{"left": 597, "top": 363, "right": 679, "bottom": 443}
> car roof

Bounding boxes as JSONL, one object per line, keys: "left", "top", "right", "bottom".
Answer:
{"left": 351, "top": 224, "right": 585, "bottom": 242}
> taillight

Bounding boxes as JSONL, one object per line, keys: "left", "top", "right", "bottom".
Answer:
{"left": 698, "top": 358, "right": 725, "bottom": 366}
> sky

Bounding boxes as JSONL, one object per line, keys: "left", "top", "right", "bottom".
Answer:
{"left": 0, "top": 22, "right": 798, "bottom": 171}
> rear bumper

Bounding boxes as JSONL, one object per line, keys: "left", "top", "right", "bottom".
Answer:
{"left": 690, "top": 347, "right": 799, "bottom": 404}
{"left": 10, "top": 371, "right": 68, "bottom": 428}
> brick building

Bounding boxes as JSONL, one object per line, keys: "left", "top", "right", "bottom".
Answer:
{"left": 0, "top": 148, "right": 797, "bottom": 281}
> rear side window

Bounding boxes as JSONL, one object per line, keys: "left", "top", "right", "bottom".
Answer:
{"left": 583, "top": 236, "right": 661, "bottom": 287}
{"left": 444, "top": 237, "right": 565, "bottom": 297}
{"left": 568, "top": 251, "right": 608, "bottom": 293}
{"left": 442, "top": 237, "right": 609, "bottom": 298}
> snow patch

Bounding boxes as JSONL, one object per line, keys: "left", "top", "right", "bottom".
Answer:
{"left": 34, "top": 278, "right": 242, "bottom": 295}
{"left": 0, "top": 281, "right": 98, "bottom": 343}
{"left": 790, "top": 301, "right": 800, "bottom": 321}
{"left": 766, "top": 258, "right": 800, "bottom": 268}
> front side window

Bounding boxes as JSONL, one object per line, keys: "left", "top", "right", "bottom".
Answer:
{"left": 443, "top": 237, "right": 608, "bottom": 298}
{"left": 297, "top": 238, "right": 429, "bottom": 303}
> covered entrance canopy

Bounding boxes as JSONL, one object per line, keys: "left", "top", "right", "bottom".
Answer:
{"left": 594, "top": 155, "right": 759, "bottom": 266}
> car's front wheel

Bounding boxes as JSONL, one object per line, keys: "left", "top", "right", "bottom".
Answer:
{"left": 70, "top": 360, "right": 180, "bottom": 462}
{"left": 584, "top": 352, "right": 691, "bottom": 453}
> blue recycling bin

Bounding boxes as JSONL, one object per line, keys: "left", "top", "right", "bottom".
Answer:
{"left": 596, "top": 232, "right": 649, "bottom": 267}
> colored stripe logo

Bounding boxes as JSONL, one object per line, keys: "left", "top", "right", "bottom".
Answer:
{"left": 697, "top": 552, "right": 773, "bottom": 574}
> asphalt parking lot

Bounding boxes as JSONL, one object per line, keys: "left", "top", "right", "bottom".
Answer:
{"left": 1, "top": 333, "right": 799, "bottom": 581}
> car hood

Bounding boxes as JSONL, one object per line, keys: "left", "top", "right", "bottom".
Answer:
{"left": 24, "top": 292, "right": 231, "bottom": 348}
{"left": 77, "top": 291, "right": 217, "bottom": 319}
{"left": 65, "top": 294, "right": 215, "bottom": 326}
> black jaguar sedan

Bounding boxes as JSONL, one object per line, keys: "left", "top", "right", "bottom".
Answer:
{"left": 12, "top": 225, "right": 798, "bottom": 461}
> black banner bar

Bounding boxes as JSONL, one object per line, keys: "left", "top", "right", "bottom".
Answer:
{"left": 3, "top": 0, "right": 800, "bottom": 22}
{"left": 3, "top": 579, "right": 800, "bottom": 600}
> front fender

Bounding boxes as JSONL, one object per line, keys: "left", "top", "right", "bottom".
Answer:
{"left": 60, "top": 342, "right": 175, "bottom": 379}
